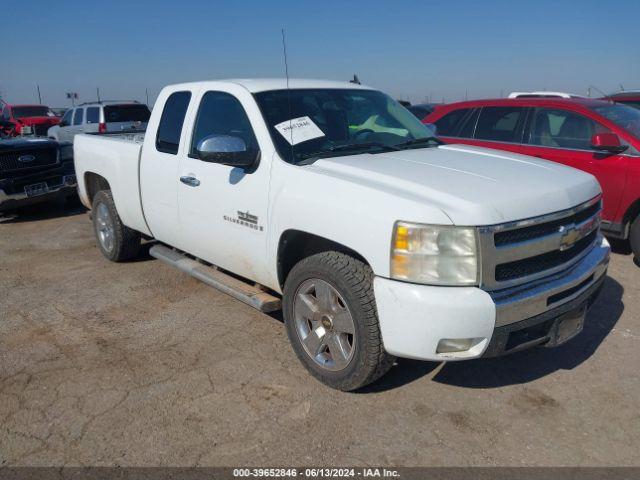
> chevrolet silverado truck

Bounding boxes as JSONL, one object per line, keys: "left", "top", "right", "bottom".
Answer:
{"left": 1, "top": 134, "right": 76, "bottom": 215}
{"left": 74, "top": 79, "right": 610, "bottom": 390}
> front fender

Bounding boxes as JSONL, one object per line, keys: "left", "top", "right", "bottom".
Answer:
{"left": 266, "top": 158, "right": 452, "bottom": 284}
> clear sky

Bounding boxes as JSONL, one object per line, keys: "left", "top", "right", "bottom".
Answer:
{"left": 2, "top": 0, "right": 639, "bottom": 107}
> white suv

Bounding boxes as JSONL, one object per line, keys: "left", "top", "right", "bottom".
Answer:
{"left": 47, "top": 101, "right": 150, "bottom": 143}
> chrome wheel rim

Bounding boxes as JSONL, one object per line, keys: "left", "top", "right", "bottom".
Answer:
{"left": 293, "top": 278, "right": 356, "bottom": 371}
{"left": 96, "top": 202, "right": 115, "bottom": 253}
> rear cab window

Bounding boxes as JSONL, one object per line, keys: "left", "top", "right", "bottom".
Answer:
{"left": 104, "top": 104, "right": 151, "bottom": 123}
{"left": 156, "top": 91, "right": 192, "bottom": 155}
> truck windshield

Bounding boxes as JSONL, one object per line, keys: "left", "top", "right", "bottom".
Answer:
{"left": 12, "top": 106, "right": 54, "bottom": 118}
{"left": 254, "top": 89, "right": 437, "bottom": 163}
{"left": 104, "top": 104, "right": 151, "bottom": 123}
{"left": 591, "top": 103, "right": 640, "bottom": 138}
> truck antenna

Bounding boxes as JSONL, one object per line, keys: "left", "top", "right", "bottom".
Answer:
{"left": 281, "top": 28, "right": 295, "bottom": 155}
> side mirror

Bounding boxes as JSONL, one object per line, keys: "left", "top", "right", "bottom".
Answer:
{"left": 591, "top": 133, "right": 628, "bottom": 154}
{"left": 196, "top": 134, "right": 259, "bottom": 169}
{"left": 424, "top": 123, "right": 438, "bottom": 137}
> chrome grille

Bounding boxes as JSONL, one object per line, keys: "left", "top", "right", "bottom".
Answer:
{"left": 479, "top": 196, "right": 602, "bottom": 291}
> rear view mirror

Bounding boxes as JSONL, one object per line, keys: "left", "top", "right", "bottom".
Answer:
{"left": 196, "top": 134, "right": 259, "bottom": 169}
{"left": 591, "top": 133, "right": 628, "bottom": 154}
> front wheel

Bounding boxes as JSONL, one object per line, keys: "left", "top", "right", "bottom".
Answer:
{"left": 283, "top": 251, "right": 394, "bottom": 391}
{"left": 92, "top": 190, "right": 141, "bottom": 262}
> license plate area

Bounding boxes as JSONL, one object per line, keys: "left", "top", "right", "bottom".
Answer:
{"left": 24, "top": 182, "right": 49, "bottom": 197}
{"left": 546, "top": 304, "right": 586, "bottom": 347}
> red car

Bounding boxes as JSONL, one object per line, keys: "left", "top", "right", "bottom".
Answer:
{"left": 424, "top": 96, "right": 640, "bottom": 260}
{"left": 0, "top": 103, "right": 60, "bottom": 137}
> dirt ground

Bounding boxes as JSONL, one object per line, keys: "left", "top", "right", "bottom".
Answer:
{"left": 1, "top": 202, "right": 639, "bottom": 467}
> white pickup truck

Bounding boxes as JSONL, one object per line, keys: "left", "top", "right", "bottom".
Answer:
{"left": 74, "top": 79, "right": 610, "bottom": 390}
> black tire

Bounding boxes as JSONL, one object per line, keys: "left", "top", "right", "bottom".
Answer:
{"left": 630, "top": 215, "right": 640, "bottom": 264}
{"left": 92, "top": 190, "right": 141, "bottom": 262}
{"left": 283, "top": 251, "right": 394, "bottom": 391}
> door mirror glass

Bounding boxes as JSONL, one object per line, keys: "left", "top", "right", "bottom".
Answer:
{"left": 196, "top": 134, "right": 258, "bottom": 168}
{"left": 591, "top": 133, "right": 628, "bottom": 154}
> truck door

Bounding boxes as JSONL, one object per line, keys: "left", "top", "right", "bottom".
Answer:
{"left": 139, "top": 90, "right": 193, "bottom": 248}
{"left": 176, "top": 89, "right": 271, "bottom": 285}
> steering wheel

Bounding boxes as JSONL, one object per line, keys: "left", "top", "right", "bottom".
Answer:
{"left": 353, "top": 129, "right": 375, "bottom": 141}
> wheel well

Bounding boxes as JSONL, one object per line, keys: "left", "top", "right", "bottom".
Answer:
{"left": 84, "top": 172, "right": 111, "bottom": 205}
{"left": 277, "top": 230, "right": 369, "bottom": 288}
{"left": 622, "top": 198, "right": 640, "bottom": 233}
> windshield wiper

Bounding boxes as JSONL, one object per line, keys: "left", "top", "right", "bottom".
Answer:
{"left": 298, "top": 142, "right": 399, "bottom": 161}
{"left": 395, "top": 136, "right": 444, "bottom": 149}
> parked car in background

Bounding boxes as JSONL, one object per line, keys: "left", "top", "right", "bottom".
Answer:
{"left": 74, "top": 79, "right": 609, "bottom": 390}
{"left": 406, "top": 103, "right": 438, "bottom": 121}
{"left": 0, "top": 103, "right": 60, "bottom": 137}
{"left": 0, "top": 136, "right": 76, "bottom": 215}
{"left": 47, "top": 101, "right": 151, "bottom": 143}
{"left": 424, "top": 93, "right": 640, "bottom": 261}
{"left": 50, "top": 107, "right": 68, "bottom": 117}
{"left": 508, "top": 91, "right": 585, "bottom": 99}
{"left": 607, "top": 91, "right": 640, "bottom": 110}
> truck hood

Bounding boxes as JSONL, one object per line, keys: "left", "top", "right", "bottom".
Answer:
{"left": 309, "top": 144, "right": 601, "bottom": 225}
{"left": 0, "top": 137, "right": 59, "bottom": 151}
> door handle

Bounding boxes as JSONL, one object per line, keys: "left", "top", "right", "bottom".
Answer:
{"left": 179, "top": 175, "right": 201, "bottom": 187}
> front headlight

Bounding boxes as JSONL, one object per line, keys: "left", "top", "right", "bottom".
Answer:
{"left": 58, "top": 144, "right": 73, "bottom": 162}
{"left": 390, "top": 222, "right": 478, "bottom": 286}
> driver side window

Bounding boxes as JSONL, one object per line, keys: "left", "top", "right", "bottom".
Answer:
{"left": 190, "top": 91, "right": 258, "bottom": 158}
{"left": 61, "top": 109, "right": 73, "bottom": 126}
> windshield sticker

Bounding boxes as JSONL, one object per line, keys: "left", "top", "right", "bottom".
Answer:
{"left": 274, "top": 116, "right": 325, "bottom": 145}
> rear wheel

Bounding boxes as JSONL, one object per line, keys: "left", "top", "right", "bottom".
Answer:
{"left": 630, "top": 215, "right": 640, "bottom": 264}
{"left": 92, "top": 190, "right": 141, "bottom": 262}
{"left": 283, "top": 251, "right": 394, "bottom": 391}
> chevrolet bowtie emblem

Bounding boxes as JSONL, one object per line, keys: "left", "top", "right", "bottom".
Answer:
{"left": 559, "top": 221, "right": 594, "bottom": 251}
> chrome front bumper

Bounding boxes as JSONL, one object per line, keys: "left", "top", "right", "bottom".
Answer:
{"left": 0, "top": 175, "right": 77, "bottom": 211}
{"left": 491, "top": 234, "right": 610, "bottom": 328}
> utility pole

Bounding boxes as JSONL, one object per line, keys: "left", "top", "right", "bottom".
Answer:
{"left": 97, "top": 87, "right": 101, "bottom": 102}
{"left": 37, "top": 85, "right": 42, "bottom": 104}
{"left": 145, "top": 88, "right": 149, "bottom": 106}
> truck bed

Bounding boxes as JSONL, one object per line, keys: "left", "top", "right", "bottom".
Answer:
{"left": 74, "top": 133, "right": 152, "bottom": 236}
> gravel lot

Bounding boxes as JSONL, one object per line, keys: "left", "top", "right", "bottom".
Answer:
{"left": 1, "top": 202, "right": 639, "bottom": 467}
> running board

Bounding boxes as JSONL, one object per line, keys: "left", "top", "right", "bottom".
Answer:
{"left": 149, "top": 244, "right": 281, "bottom": 313}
